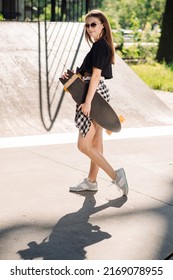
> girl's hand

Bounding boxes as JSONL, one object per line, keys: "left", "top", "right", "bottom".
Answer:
{"left": 61, "top": 72, "right": 69, "bottom": 80}
{"left": 78, "top": 101, "right": 91, "bottom": 117}
{"left": 61, "top": 69, "right": 74, "bottom": 80}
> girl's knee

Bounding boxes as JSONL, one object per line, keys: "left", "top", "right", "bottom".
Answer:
{"left": 77, "top": 125, "right": 96, "bottom": 154}
{"left": 77, "top": 141, "right": 90, "bottom": 155}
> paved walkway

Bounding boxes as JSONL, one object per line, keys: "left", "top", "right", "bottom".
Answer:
{"left": 0, "top": 128, "right": 173, "bottom": 260}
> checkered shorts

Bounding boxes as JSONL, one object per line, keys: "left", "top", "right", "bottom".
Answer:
{"left": 75, "top": 78, "right": 110, "bottom": 137}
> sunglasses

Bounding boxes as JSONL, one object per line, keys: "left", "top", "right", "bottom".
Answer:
{"left": 85, "top": 22, "right": 100, "bottom": 29}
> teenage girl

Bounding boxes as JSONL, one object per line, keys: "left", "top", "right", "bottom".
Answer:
{"left": 62, "top": 10, "right": 128, "bottom": 195}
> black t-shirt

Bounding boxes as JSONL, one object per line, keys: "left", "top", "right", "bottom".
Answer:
{"left": 77, "top": 38, "right": 113, "bottom": 79}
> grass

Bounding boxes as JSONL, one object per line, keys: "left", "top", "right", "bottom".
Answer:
{"left": 130, "top": 62, "right": 173, "bottom": 92}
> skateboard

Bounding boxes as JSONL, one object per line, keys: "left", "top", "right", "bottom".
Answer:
{"left": 59, "top": 70, "right": 121, "bottom": 132}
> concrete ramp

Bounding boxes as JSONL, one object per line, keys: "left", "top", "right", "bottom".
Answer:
{"left": 0, "top": 22, "right": 173, "bottom": 137}
{"left": 107, "top": 56, "right": 173, "bottom": 127}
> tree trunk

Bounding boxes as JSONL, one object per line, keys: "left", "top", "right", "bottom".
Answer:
{"left": 156, "top": 0, "right": 173, "bottom": 64}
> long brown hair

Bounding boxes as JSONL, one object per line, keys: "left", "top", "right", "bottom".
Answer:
{"left": 84, "top": 10, "right": 115, "bottom": 64}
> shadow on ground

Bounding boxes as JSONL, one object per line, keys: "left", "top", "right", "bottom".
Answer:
{"left": 17, "top": 193, "right": 127, "bottom": 260}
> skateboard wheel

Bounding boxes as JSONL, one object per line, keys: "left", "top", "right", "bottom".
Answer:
{"left": 119, "top": 115, "right": 125, "bottom": 123}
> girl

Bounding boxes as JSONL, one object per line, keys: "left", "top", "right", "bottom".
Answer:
{"left": 63, "top": 10, "right": 128, "bottom": 195}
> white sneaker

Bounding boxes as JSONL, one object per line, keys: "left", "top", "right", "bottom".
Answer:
{"left": 112, "top": 168, "right": 129, "bottom": 196}
{"left": 69, "top": 178, "right": 98, "bottom": 192}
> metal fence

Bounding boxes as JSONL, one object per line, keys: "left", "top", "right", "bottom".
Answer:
{"left": 0, "top": 0, "right": 103, "bottom": 131}
{"left": 0, "top": 0, "right": 103, "bottom": 22}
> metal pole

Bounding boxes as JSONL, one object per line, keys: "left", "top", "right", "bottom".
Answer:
{"left": 51, "top": 0, "right": 56, "bottom": 21}
{"left": 86, "top": 0, "right": 90, "bottom": 14}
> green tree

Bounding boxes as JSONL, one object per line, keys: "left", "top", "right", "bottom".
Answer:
{"left": 156, "top": 0, "right": 173, "bottom": 64}
{"left": 102, "top": 0, "right": 165, "bottom": 29}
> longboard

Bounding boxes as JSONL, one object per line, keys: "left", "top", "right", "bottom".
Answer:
{"left": 59, "top": 70, "right": 121, "bottom": 132}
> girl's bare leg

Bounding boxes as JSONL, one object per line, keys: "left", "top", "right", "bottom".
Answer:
{"left": 87, "top": 123, "right": 103, "bottom": 182}
{"left": 77, "top": 121, "right": 116, "bottom": 181}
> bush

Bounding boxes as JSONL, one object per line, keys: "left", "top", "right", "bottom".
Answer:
{"left": 112, "top": 30, "right": 124, "bottom": 50}
{"left": 131, "top": 62, "right": 173, "bottom": 92}
{"left": 119, "top": 44, "right": 158, "bottom": 61}
{"left": 0, "top": 13, "right": 4, "bottom": 21}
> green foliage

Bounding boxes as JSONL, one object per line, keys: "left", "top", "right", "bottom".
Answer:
{"left": 103, "top": 1, "right": 163, "bottom": 63}
{"left": 120, "top": 45, "right": 142, "bottom": 59}
{"left": 102, "top": 0, "right": 163, "bottom": 62}
{"left": 39, "top": 4, "right": 60, "bottom": 20}
{"left": 141, "top": 22, "right": 160, "bottom": 43}
{"left": 102, "top": 0, "right": 165, "bottom": 30}
{"left": 25, "top": 0, "right": 47, "bottom": 8}
{"left": 119, "top": 44, "right": 158, "bottom": 60}
{"left": 168, "top": 64, "right": 173, "bottom": 71}
{"left": 0, "top": 13, "right": 4, "bottom": 21}
{"left": 102, "top": 1, "right": 173, "bottom": 91}
{"left": 131, "top": 62, "right": 173, "bottom": 91}
{"left": 112, "top": 30, "right": 124, "bottom": 50}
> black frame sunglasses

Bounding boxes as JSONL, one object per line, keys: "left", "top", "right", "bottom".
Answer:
{"left": 85, "top": 22, "right": 99, "bottom": 29}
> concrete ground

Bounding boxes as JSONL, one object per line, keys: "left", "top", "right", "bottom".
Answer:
{"left": 0, "top": 127, "right": 173, "bottom": 260}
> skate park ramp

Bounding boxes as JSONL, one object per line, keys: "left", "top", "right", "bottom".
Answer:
{"left": 0, "top": 22, "right": 173, "bottom": 137}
